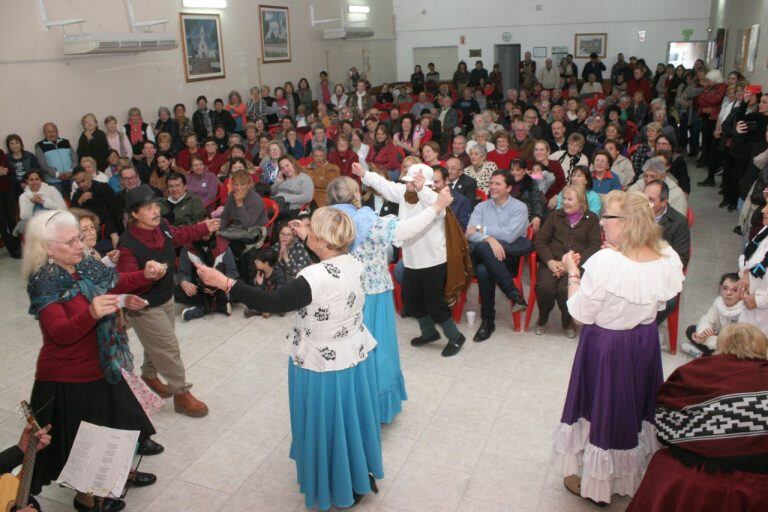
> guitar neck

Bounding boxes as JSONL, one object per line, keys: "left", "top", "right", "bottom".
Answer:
{"left": 15, "top": 442, "right": 39, "bottom": 508}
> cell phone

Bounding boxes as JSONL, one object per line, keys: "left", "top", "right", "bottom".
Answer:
{"left": 745, "top": 121, "right": 757, "bottom": 131}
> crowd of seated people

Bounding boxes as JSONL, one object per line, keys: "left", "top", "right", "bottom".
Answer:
{"left": 3, "top": 51, "right": 768, "bottom": 510}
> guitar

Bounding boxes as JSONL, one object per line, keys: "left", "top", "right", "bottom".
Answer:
{"left": 0, "top": 401, "right": 42, "bottom": 512}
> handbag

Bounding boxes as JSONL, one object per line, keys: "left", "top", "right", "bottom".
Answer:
{"left": 443, "top": 208, "right": 474, "bottom": 306}
{"left": 219, "top": 222, "right": 267, "bottom": 246}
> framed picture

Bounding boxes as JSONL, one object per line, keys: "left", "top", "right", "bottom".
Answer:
{"left": 747, "top": 24, "right": 760, "bottom": 72}
{"left": 259, "top": 5, "right": 291, "bottom": 63}
{"left": 532, "top": 46, "right": 547, "bottom": 58}
{"left": 735, "top": 28, "right": 749, "bottom": 73}
{"left": 179, "top": 13, "right": 225, "bottom": 82}
{"left": 574, "top": 33, "right": 607, "bottom": 59}
{"left": 707, "top": 28, "right": 727, "bottom": 70}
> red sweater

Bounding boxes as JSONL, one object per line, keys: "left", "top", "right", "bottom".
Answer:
{"left": 201, "top": 152, "right": 228, "bottom": 176}
{"left": 627, "top": 78, "right": 652, "bottom": 104}
{"left": 117, "top": 221, "right": 210, "bottom": 294}
{"left": 366, "top": 143, "right": 404, "bottom": 171}
{"left": 176, "top": 147, "right": 205, "bottom": 171}
{"left": 328, "top": 149, "right": 360, "bottom": 185}
{"left": 543, "top": 159, "right": 566, "bottom": 200}
{"left": 36, "top": 271, "right": 150, "bottom": 382}
{"left": 487, "top": 149, "right": 519, "bottom": 170}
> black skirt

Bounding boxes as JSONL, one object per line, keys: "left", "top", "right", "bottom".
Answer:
{"left": 29, "top": 377, "right": 156, "bottom": 496}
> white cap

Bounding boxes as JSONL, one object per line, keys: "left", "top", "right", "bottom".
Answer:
{"left": 400, "top": 163, "right": 434, "bottom": 186}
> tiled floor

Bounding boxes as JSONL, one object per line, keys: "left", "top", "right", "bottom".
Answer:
{"left": 0, "top": 163, "right": 742, "bottom": 511}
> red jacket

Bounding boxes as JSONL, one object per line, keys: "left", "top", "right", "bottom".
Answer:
{"left": 366, "top": 143, "right": 404, "bottom": 172}
{"left": 543, "top": 159, "right": 566, "bottom": 200}
{"left": 328, "top": 148, "right": 360, "bottom": 184}
{"left": 487, "top": 149, "right": 520, "bottom": 171}
{"left": 627, "top": 78, "right": 652, "bottom": 104}
{"left": 696, "top": 83, "right": 727, "bottom": 118}
{"left": 201, "top": 151, "right": 228, "bottom": 176}
{"left": 36, "top": 271, "right": 149, "bottom": 382}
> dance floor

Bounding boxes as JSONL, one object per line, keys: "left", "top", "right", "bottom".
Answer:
{"left": 0, "top": 162, "right": 739, "bottom": 511}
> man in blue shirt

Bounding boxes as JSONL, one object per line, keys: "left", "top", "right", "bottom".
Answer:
{"left": 466, "top": 170, "right": 532, "bottom": 341}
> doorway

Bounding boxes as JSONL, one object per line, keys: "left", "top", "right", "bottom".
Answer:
{"left": 413, "top": 46, "right": 459, "bottom": 82}
{"left": 667, "top": 41, "right": 709, "bottom": 69}
{"left": 495, "top": 44, "right": 520, "bottom": 94}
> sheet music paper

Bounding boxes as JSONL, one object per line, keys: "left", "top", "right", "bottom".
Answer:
{"left": 56, "top": 422, "right": 139, "bottom": 498}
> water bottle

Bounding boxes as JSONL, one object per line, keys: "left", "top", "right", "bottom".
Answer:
{"left": 681, "top": 342, "right": 703, "bottom": 359}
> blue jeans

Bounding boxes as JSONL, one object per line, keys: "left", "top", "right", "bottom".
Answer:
{"left": 471, "top": 237, "right": 533, "bottom": 321}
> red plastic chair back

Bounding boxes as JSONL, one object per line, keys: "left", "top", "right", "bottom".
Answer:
{"left": 476, "top": 189, "right": 488, "bottom": 202}
{"left": 686, "top": 207, "right": 694, "bottom": 228}
{"left": 398, "top": 102, "right": 414, "bottom": 114}
{"left": 298, "top": 156, "right": 314, "bottom": 167}
{"left": 627, "top": 143, "right": 641, "bottom": 157}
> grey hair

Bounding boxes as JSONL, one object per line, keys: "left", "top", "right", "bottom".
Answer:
{"left": 706, "top": 69, "right": 724, "bottom": 84}
{"left": 642, "top": 156, "right": 668, "bottom": 176}
{"left": 468, "top": 143, "right": 488, "bottom": 158}
{"left": 644, "top": 179, "right": 670, "bottom": 202}
{"left": 326, "top": 176, "right": 361, "bottom": 207}
{"left": 128, "top": 107, "right": 142, "bottom": 117}
{"left": 21, "top": 210, "right": 79, "bottom": 280}
{"left": 157, "top": 106, "right": 171, "bottom": 118}
{"left": 649, "top": 98, "right": 665, "bottom": 110}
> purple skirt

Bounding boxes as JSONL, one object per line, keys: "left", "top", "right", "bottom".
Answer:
{"left": 560, "top": 322, "right": 663, "bottom": 450}
{"left": 552, "top": 323, "right": 664, "bottom": 502}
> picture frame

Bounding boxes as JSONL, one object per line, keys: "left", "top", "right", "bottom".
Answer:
{"left": 707, "top": 28, "right": 727, "bottom": 70}
{"left": 574, "top": 33, "right": 607, "bottom": 59}
{"left": 259, "top": 5, "right": 291, "bottom": 63}
{"left": 735, "top": 28, "right": 749, "bottom": 73}
{"left": 746, "top": 24, "right": 760, "bottom": 73}
{"left": 532, "top": 46, "right": 547, "bottom": 58}
{"left": 179, "top": 13, "right": 225, "bottom": 82}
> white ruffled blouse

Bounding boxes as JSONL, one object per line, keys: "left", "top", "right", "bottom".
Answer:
{"left": 567, "top": 246, "right": 684, "bottom": 330}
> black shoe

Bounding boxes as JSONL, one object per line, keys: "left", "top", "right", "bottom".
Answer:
{"left": 137, "top": 437, "right": 164, "bottom": 456}
{"left": 687, "top": 149, "right": 698, "bottom": 157}
{"left": 697, "top": 179, "right": 715, "bottom": 187}
{"left": 473, "top": 320, "right": 496, "bottom": 342}
{"left": 734, "top": 226, "right": 744, "bottom": 235}
{"left": 718, "top": 200, "right": 728, "bottom": 208}
{"left": 509, "top": 291, "right": 527, "bottom": 313}
{"left": 244, "top": 308, "right": 261, "bottom": 318}
{"left": 8, "top": 248, "right": 21, "bottom": 259}
{"left": 410, "top": 332, "right": 441, "bottom": 347}
{"left": 182, "top": 306, "right": 205, "bottom": 321}
{"left": 441, "top": 334, "right": 466, "bottom": 357}
{"left": 127, "top": 471, "right": 157, "bottom": 487}
{"left": 352, "top": 474, "right": 379, "bottom": 505}
{"left": 74, "top": 498, "right": 126, "bottom": 512}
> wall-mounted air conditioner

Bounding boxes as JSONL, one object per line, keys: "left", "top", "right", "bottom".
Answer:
{"left": 63, "top": 33, "right": 178, "bottom": 55}
{"left": 322, "top": 26, "right": 374, "bottom": 40}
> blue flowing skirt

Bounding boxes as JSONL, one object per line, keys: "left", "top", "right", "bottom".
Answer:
{"left": 288, "top": 353, "right": 384, "bottom": 511}
{"left": 364, "top": 291, "right": 408, "bottom": 423}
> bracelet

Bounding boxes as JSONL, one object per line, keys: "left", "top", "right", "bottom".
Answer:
{"left": 568, "top": 272, "right": 580, "bottom": 278}
{"left": 225, "top": 279, "right": 236, "bottom": 294}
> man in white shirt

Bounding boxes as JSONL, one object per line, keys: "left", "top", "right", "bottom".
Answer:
{"left": 355, "top": 163, "right": 467, "bottom": 357}
{"left": 539, "top": 58, "right": 561, "bottom": 90}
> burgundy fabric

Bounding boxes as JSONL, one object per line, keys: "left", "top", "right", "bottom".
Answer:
{"left": 627, "top": 449, "right": 768, "bottom": 512}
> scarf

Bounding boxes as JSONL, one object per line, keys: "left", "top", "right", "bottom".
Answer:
{"left": 566, "top": 210, "right": 583, "bottom": 227}
{"left": 655, "top": 354, "right": 768, "bottom": 472}
{"left": 128, "top": 120, "right": 144, "bottom": 145}
{"left": 714, "top": 296, "right": 744, "bottom": 323}
{"left": 331, "top": 203, "right": 376, "bottom": 252}
{"left": 27, "top": 256, "right": 132, "bottom": 384}
{"left": 743, "top": 226, "right": 768, "bottom": 278}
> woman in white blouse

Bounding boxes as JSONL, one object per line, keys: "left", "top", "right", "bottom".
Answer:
{"left": 738, "top": 203, "right": 768, "bottom": 334}
{"left": 351, "top": 130, "right": 370, "bottom": 172}
{"left": 16, "top": 169, "right": 66, "bottom": 235}
{"left": 196, "top": 207, "right": 382, "bottom": 510}
{"left": 552, "top": 190, "right": 684, "bottom": 506}
{"left": 328, "top": 173, "right": 454, "bottom": 423}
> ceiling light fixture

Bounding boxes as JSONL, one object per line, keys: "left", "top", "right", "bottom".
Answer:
{"left": 182, "top": 0, "right": 227, "bottom": 9}
{"left": 348, "top": 5, "right": 370, "bottom": 14}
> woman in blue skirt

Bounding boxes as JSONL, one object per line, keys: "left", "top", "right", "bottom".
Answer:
{"left": 326, "top": 171, "right": 455, "bottom": 423}
{"left": 197, "top": 207, "right": 383, "bottom": 510}
{"left": 552, "top": 190, "right": 684, "bottom": 506}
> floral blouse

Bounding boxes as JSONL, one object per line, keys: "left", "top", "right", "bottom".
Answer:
{"left": 274, "top": 240, "right": 312, "bottom": 280}
{"left": 463, "top": 160, "right": 498, "bottom": 194}
{"left": 290, "top": 255, "right": 377, "bottom": 372}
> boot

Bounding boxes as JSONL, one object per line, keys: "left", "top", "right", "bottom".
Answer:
{"left": 174, "top": 391, "right": 209, "bottom": 417}
{"left": 141, "top": 376, "right": 172, "bottom": 398}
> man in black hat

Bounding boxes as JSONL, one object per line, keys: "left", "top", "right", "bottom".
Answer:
{"left": 117, "top": 184, "right": 220, "bottom": 418}
{"left": 582, "top": 52, "right": 606, "bottom": 83}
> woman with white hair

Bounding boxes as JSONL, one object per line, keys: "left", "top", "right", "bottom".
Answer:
{"left": 327, "top": 173, "right": 454, "bottom": 423}
{"left": 464, "top": 144, "right": 498, "bottom": 194}
{"left": 197, "top": 207, "right": 383, "bottom": 510}
{"left": 553, "top": 190, "right": 684, "bottom": 506}
{"left": 23, "top": 210, "right": 167, "bottom": 512}
{"left": 697, "top": 69, "right": 728, "bottom": 186}
{"left": 153, "top": 106, "right": 181, "bottom": 151}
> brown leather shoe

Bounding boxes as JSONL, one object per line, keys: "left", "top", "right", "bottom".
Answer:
{"left": 141, "top": 376, "right": 172, "bottom": 398}
{"left": 173, "top": 392, "right": 209, "bottom": 417}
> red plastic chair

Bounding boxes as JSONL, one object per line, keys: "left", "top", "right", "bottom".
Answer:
{"left": 389, "top": 263, "right": 404, "bottom": 313}
{"left": 268, "top": 126, "right": 280, "bottom": 138}
{"left": 398, "top": 102, "right": 414, "bottom": 114}
{"left": 624, "top": 121, "right": 638, "bottom": 146}
{"left": 298, "top": 156, "right": 314, "bottom": 167}
{"left": 627, "top": 143, "right": 641, "bottom": 158}
{"left": 205, "top": 183, "right": 228, "bottom": 212}
{"left": 686, "top": 207, "right": 694, "bottom": 228}
{"left": 302, "top": 131, "right": 314, "bottom": 145}
{"left": 476, "top": 189, "right": 488, "bottom": 202}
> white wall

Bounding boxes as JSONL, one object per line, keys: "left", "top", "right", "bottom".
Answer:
{"left": 393, "top": 0, "right": 711, "bottom": 82}
{"left": 0, "top": 0, "right": 396, "bottom": 148}
{"left": 709, "top": 0, "right": 768, "bottom": 85}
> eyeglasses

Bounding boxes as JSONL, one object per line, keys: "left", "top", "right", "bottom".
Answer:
{"left": 50, "top": 234, "right": 86, "bottom": 248}
{"left": 720, "top": 285, "right": 740, "bottom": 294}
{"left": 600, "top": 214, "right": 624, "bottom": 220}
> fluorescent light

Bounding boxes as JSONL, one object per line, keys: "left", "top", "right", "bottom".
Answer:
{"left": 182, "top": 0, "right": 227, "bottom": 8}
{"left": 348, "top": 5, "right": 370, "bottom": 14}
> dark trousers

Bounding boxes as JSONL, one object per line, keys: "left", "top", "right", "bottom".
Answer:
{"left": 174, "top": 285, "right": 228, "bottom": 312}
{"left": 0, "top": 190, "right": 18, "bottom": 254}
{"left": 403, "top": 263, "right": 451, "bottom": 324}
{"left": 470, "top": 237, "right": 532, "bottom": 321}
{"left": 534, "top": 265, "right": 571, "bottom": 328}
{"left": 723, "top": 154, "right": 750, "bottom": 208}
{"left": 677, "top": 111, "right": 689, "bottom": 151}
{"left": 700, "top": 116, "right": 717, "bottom": 176}
{"left": 655, "top": 296, "right": 678, "bottom": 325}
{"left": 689, "top": 113, "right": 701, "bottom": 152}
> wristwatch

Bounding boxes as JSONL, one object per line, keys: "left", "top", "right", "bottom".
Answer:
{"left": 475, "top": 224, "right": 482, "bottom": 232}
